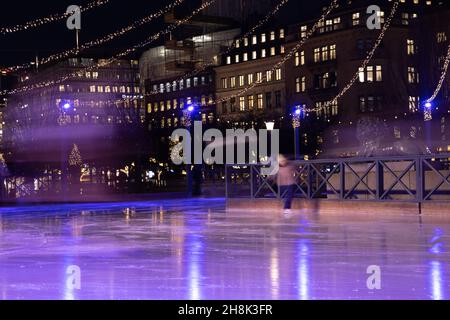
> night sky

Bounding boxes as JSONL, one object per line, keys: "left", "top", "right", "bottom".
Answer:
{"left": 0, "top": 0, "right": 328, "bottom": 67}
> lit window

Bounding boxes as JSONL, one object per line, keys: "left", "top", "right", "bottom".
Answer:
{"left": 256, "top": 72, "right": 263, "bottom": 82}
{"left": 221, "top": 78, "right": 228, "bottom": 89}
{"left": 257, "top": 94, "right": 264, "bottom": 109}
{"left": 300, "top": 25, "right": 307, "bottom": 38}
{"left": 352, "top": 12, "right": 360, "bottom": 26}
{"left": 270, "top": 31, "right": 276, "bottom": 40}
{"left": 239, "top": 97, "right": 246, "bottom": 111}
{"left": 275, "top": 68, "right": 282, "bottom": 81}
{"left": 230, "top": 76, "right": 236, "bottom": 88}
{"left": 408, "top": 67, "right": 420, "bottom": 84}
{"left": 239, "top": 75, "right": 245, "bottom": 87}
{"left": 261, "top": 49, "right": 266, "bottom": 58}
{"left": 248, "top": 73, "right": 254, "bottom": 84}
{"left": 270, "top": 47, "right": 276, "bottom": 56}
{"left": 248, "top": 95, "right": 254, "bottom": 110}
{"left": 407, "top": 39, "right": 416, "bottom": 55}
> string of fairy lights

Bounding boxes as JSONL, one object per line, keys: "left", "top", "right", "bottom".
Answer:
{"left": 1, "top": 0, "right": 218, "bottom": 96}
{"left": 0, "top": 0, "right": 110, "bottom": 35}
{"left": 82, "top": 0, "right": 336, "bottom": 110}
{"left": 423, "top": 43, "right": 450, "bottom": 121}
{"left": 1, "top": 0, "right": 186, "bottom": 74}
{"left": 425, "top": 43, "right": 450, "bottom": 104}
{"left": 37, "top": 0, "right": 292, "bottom": 110}
{"left": 145, "top": 0, "right": 291, "bottom": 97}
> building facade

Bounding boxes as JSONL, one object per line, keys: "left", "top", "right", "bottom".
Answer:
{"left": 140, "top": 28, "right": 240, "bottom": 163}
{"left": 4, "top": 58, "right": 144, "bottom": 177}
{"left": 215, "top": 27, "right": 288, "bottom": 128}
{"left": 285, "top": 0, "right": 445, "bottom": 157}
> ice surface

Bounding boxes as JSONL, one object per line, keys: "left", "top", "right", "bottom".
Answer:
{"left": 0, "top": 198, "right": 448, "bottom": 300}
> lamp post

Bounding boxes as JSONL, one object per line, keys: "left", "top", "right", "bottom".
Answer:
{"left": 265, "top": 121, "right": 275, "bottom": 160}
{"left": 293, "top": 107, "right": 302, "bottom": 160}
{"left": 183, "top": 104, "right": 196, "bottom": 195}
{"left": 59, "top": 101, "right": 72, "bottom": 196}
{"left": 424, "top": 101, "right": 433, "bottom": 152}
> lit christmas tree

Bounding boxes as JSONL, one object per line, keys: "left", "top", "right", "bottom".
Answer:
{"left": 0, "top": 153, "right": 8, "bottom": 174}
{"left": 69, "top": 144, "right": 83, "bottom": 167}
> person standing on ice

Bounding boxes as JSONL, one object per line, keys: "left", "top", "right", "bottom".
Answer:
{"left": 273, "top": 155, "right": 296, "bottom": 215}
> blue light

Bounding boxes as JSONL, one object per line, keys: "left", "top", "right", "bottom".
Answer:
{"left": 63, "top": 103, "right": 72, "bottom": 110}
{"left": 425, "top": 102, "right": 433, "bottom": 109}
{"left": 187, "top": 105, "right": 195, "bottom": 112}
{"left": 295, "top": 109, "right": 302, "bottom": 115}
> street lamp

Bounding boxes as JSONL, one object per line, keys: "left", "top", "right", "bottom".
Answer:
{"left": 265, "top": 121, "right": 275, "bottom": 131}
{"left": 423, "top": 101, "right": 434, "bottom": 152}
{"left": 292, "top": 106, "right": 303, "bottom": 160}
{"left": 183, "top": 104, "right": 196, "bottom": 195}
{"left": 59, "top": 101, "right": 72, "bottom": 198}
{"left": 424, "top": 101, "right": 433, "bottom": 121}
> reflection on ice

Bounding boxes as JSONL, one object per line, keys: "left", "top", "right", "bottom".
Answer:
{"left": 0, "top": 198, "right": 449, "bottom": 300}
{"left": 297, "top": 240, "right": 310, "bottom": 301}
{"left": 187, "top": 234, "right": 204, "bottom": 300}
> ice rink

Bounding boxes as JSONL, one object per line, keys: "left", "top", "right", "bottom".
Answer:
{"left": 0, "top": 198, "right": 448, "bottom": 300}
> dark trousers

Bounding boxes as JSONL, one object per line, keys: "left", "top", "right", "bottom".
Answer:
{"left": 280, "top": 185, "right": 294, "bottom": 209}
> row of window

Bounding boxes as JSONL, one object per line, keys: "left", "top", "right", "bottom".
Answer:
{"left": 299, "top": 5, "right": 426, "bottom": 39}
{"left": 315, "top": 101, "right": 338, "bottom": 118}
{"left": 226, "top": 46, "right": 285, "bottom": 64}
{"left": 59, "top": 85, "right": 140, "bottom": 94}
{"left": 77, "top": 71, "right": 138, "bottom": 81}
{"left": 220, "top": 69, "right": 282, "bottom": 89}
{"left": 57, "top": 114, "right": 142, "bottom": 125}
{"left": 234, "top": 29, "right": 285, "bottom": 48}
{"left": 294, "top": 39, "right": 420, "bottom": 67}
{"left": 358, "top": 95, "right": 423, "bottom": 114}
{"left": 155, "top": 113, "right": 215, "bottom": 129}
{"left": 150, "top": 75, "right": 213, "bottom": 94}
{"left": 147, "top": 95, "right": 215, "bottom": 113}
{"left": 221, "top": 91, "right": 283, "bottom": 113}
{"left": 56, "top": 99, "right": 141, "bottom": 109}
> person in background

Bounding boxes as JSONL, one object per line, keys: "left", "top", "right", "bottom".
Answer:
{"left": 275, "top": 155, "right": 296, "bottom": 215}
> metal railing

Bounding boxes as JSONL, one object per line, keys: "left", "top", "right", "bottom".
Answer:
{"left": 225, "top": 154, "right": 450, "bottom": 203}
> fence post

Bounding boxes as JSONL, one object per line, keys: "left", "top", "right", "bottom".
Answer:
{"left": 340, "top": 160, "right": 345, "bottom": 200}
{"left": 225, "top": 165, "right": 229, "bottom": 199}
{"left": 416, "top": 156, "right": 423, "bottom": 204}
{"left": 376, "top": 160, "right": 384, "bottom": 200}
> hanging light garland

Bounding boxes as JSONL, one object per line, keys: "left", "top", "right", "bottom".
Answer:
{"left": 425, "top": 43, "right": 450, "bottom": 103}
{"left": 214, "top": 0, "right": 339, "bottom": 105}
{"left": 303, "top": 0, "right": 400, "bottom": 113}
{"left": 0, "top": 0, "right": 110, "bottom": 35}
{"left": 1, "top": 0, "right": 186, "bottom": 74}
{"left": 145, "top": 0, "right": 290, "bottom": 97}
{"left": 2, "top": 0, "right": 217, "bottom": 96}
